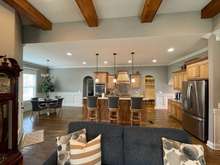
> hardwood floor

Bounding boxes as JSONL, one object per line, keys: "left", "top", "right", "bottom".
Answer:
{"left": 21, "top": 107, "right": 220, "bottom": 165}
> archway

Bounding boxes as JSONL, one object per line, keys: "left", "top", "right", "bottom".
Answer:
{"left": 144, "top": 75, "right": 155, "bottom": 110}
{"left": 83, "top": 76, "right": 94, "bottom": 97}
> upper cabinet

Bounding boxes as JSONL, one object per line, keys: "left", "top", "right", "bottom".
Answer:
{"left": 172, "top": 71, "right": 187, "bottom": 91}
{"left": 131, "top": 74, "right": 141, "bottom": 88}
{"left": 95, "top": 72, "right": 108, "bottom": 84}
{"left": 186, "top": 59, "right": 208, "bottom": 80}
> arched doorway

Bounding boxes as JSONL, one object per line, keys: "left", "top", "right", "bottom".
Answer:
{"left": 144, "top": 75, "right": 155, "bottom": 110}
{"left": 83, "top": 76, "right": 94, "bottom": 97}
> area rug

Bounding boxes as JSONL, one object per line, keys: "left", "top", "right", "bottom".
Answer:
{"left": 22, "top": 130, "right": 44, "bottom": 147}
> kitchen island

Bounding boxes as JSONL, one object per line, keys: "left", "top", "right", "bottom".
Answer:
{"left": 82, "top": 97, "right": 154, "bottom": 124}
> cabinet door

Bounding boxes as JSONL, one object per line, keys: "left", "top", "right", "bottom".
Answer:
{"left": 187, "top": 64, "right": 200, "bottom": 79}
{"left": 173, "top": 73, "right": 179, "bottom": 90}
{"left": 200, "top": 61, "right": 208, "bottom": 79}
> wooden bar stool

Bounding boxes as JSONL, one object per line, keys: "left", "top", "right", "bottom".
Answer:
{"left": 108, "top": 96, "right": 119, "bottom": 124}
{"left": 87, "top": 96, "right": 98, "bottom": 121}
{"left": 130, "top": 97, "right": 143, "bottom": 126}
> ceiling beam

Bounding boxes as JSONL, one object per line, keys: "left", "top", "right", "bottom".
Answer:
{"left": 75, "top": 0, "right": 98, "bottom": 27}
{"left": 140, "top": 0, "right": 163, "bottom": 23}
{"left": 201, "top": 0, "right": 220, "bottom": 19}
{"left": 3, "top": 0, "right": 52, "bottom": 30}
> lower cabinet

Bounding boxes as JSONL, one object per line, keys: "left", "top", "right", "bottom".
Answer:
{"left": 168, "top": 99, "right": 183, "bottom": 122}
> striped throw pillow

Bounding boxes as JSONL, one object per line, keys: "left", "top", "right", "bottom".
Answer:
{"left": 69, "top": 134, "right": 101, "bottom": 165}
{"left": 56, "top": 129, "right": 87, "bottom": 165}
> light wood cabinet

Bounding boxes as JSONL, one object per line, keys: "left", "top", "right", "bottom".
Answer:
{"left": 168, "top": 99, "right": 182, "bottom": 122}
{"left": 186, "top": 59, "right": 208, "bottom": 80}
{"left": 95, "top": 72, "right": 108, "bottom": 84}
{"left": 199, "top": 60, "right": 208, "bottom": 79}
{"left": 131, "top": 74, "right": 141, "bottom": 88}
{"left": 172, "top": 71, "right": 187, "bottom": 91}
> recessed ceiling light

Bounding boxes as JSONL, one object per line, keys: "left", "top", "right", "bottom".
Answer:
{"left": 128, "top": 60, "right": 132, "bottom": 64}
{"left": 82, "top": 61, "right": 87, "bottom": 65}
{"left": 152, "top": 59, "right": 157, "bottom": 63}
{"left": 104, "top": 61, "right": 108, "bottom": 64}
{"left": 66, "top": 52, "right": 72, "bottom": 56}
{"left": 168, "top": 48, "right": 175, "bottom": 52}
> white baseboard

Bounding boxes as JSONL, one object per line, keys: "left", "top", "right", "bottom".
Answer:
{"left": 207, "top": 140, "right": 220, "bottom": 150}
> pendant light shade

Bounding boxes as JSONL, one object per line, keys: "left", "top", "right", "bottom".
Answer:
{"left": 131, "top": 52, "right": 136, "bottom": 83}
{"left": 95, "top": 53, "right": 99, "bottom": 83}
{"left": 113, "top": 53, "right": 117, "bottom": 83}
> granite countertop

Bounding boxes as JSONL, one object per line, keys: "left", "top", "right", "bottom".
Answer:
{"left": 83, "top": 97, "right": 151, "bottom": 101}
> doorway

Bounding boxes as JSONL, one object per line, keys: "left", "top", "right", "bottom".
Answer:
{"left": 83, "top": 76, "right": 94, "bottom": 97}
{"left": 144, "top": 75, "right": 155, "bottom": 110}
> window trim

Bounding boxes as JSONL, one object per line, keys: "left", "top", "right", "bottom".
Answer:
{"left": 23, "top": 69, "right": 37, "bottom": 101}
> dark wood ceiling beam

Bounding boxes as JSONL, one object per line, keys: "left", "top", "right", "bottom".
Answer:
{"left": 202, "top": 0, "right": 220, "bottom": 19}
{"left": 140, "top": 0, "right": 163, "bottom": 23}
{"left": 3, "top": 0, "right": 52, "bottom": 30}
{"left": 75, "top": 0, "right": 98, "bottom": 27}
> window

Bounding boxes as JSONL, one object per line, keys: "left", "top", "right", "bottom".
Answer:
{"left": 23, "top": 72, "right": 37, "bottom": 101}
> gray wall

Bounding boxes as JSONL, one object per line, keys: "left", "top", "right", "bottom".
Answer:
{"left": 0, "top": 1, "right": 23, "bottom": 142}
{"left": 50, "top": 66, "right": 170, "bottom": 94}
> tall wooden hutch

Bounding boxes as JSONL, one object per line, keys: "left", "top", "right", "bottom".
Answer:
{"left": 0, "top": 56, "right": 23, "bottom": 164}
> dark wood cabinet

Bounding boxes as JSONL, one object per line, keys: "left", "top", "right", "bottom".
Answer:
{"left": 0, "top": 56, "right": 23, "bottom": 165}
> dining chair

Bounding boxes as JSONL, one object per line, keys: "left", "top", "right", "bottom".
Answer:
{"left": 30, "top": 98, "right": 47, "bottom": 119}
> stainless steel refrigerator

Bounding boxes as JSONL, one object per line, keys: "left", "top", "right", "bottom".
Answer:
{"left": 182, "top": 80, "right": 208, "bottom": 142}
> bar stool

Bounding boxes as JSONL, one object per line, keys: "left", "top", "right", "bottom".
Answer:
{"left": 130, "top": 97, "right": 143, "bottom": 126}
{"left": 87, "top": 96, "right": 98, "bottom": 121}
{"left": 108, "top": 96, "right": 119, "bottom": 123}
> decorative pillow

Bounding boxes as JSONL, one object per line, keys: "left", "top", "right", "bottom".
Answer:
{"left": 56, "top": 129, "right": 86, "bottom": 165}
{"left": 70, "top": 134, "right": 101, "bottom": 165}
{"left": 162, "top": 137, "right": 206, "bottom": 165}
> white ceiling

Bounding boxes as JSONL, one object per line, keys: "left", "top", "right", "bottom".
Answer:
{"left": 26, "top": 0, "right": 211, "bottom": 24}
{"left": 23, "top": 35, "right": 207, "bottom": 68}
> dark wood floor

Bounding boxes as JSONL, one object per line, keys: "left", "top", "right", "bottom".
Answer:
{"left": 21, "top": 107, "right": 220, "bottom": 165}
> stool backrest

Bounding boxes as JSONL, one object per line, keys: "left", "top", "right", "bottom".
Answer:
{"left": 131, "top": 97, "right": 143, "bottom": 110}
{"left": 108, "top": 96, "right": 119, "bottom": 109}
{"left": 87, "top": 96, "right": 98, "bottom": 108}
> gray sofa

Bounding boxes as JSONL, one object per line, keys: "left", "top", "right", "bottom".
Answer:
{"left": 44, "top": 121, "right": 191, "bottom": 165}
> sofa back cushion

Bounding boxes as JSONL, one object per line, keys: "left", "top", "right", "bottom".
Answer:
{"left": 123, "top": 127, "right": 191, "bottom": 165}
{"left": 68, "top": 121, "right": 124, "bottom": 165}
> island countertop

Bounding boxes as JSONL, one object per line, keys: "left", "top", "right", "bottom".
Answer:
{"left": 83, "top": 97, "right": 152, "bottom": 101}
{"left": 82, "top": 97, "right": 155, "bottom": 124}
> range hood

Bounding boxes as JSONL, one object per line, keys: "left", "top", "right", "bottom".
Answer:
{"left": 117, "top": 71, "right": 130, "bottom": 84}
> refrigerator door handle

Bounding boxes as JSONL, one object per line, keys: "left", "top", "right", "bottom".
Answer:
{"left": 187, "top": 84, "right": 192, "bottom": 108}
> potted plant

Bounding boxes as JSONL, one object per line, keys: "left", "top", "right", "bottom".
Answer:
{"left": 40, "top": 74, "right": 55, "bottom": 98}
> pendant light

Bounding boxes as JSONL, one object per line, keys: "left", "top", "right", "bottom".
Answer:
{"left": 113, "top": 53, "right": 117, "bottom": 83}
{"left": 95, "top": 53, "right": 99, "bottom": 83}
{"left": 131, "top": 52, "right": 136, "bottom": 83}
